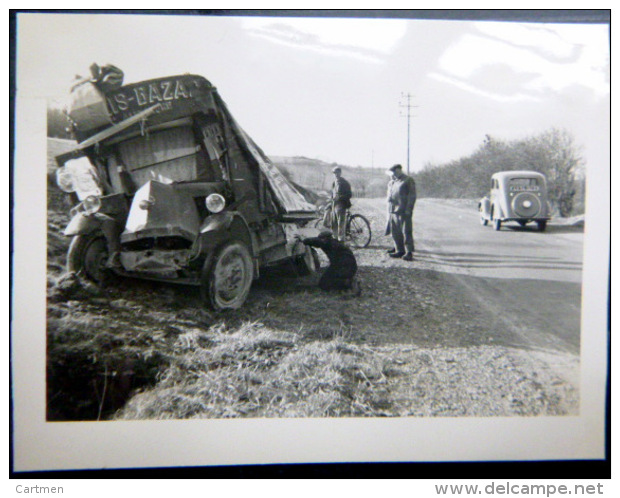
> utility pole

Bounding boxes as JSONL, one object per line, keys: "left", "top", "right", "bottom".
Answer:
{"left": 399, "top": 93, "right": 418, "bottom": 175}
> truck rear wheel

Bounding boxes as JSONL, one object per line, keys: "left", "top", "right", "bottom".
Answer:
{"left": 295, "top": 247, "right": 320, "bottom": 276}
{"left": 201, "top": 241, "right": 254, "bottom": 310}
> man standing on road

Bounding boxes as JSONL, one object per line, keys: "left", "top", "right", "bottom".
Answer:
{"left": 330, "top": 166, "right": 352, "bottom": 242}
{"left": 385, "top": 164, "right": 416, "bottom": 261}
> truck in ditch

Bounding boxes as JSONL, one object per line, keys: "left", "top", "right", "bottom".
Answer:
{"left": 54, "top": 65, "right": 320, "bottom": 310}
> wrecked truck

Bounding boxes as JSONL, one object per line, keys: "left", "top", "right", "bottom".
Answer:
{"left": 54, "top": 65, "right": 320, "bottom": 310}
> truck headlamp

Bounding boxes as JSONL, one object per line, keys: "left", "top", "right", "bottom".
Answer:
{"left": 206, "top": 193, "right": 226, "bottom": 213}
{"left": 70, "top": 195, "right": 102, "bottom": 217}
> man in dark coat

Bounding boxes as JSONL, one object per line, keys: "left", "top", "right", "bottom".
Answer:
{"left": 330, "top": 167, "right": 352, "bottom": 242}
{"left": 386, "top": 164, "right": 416, "bottom": 261}
{"left": 299, "top": 230, "right": 360, "bottom": 294}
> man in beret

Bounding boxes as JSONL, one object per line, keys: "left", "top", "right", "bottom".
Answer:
{"left": 385, "top": 164, "right": 416, "bottom": 261}
{"left": 298, "top": 230, "right": 360, "bottom": 295}
{"left": 330, "top": 166, "right": 352, "bottom": 242}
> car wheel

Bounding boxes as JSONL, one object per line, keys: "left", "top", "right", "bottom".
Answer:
{"left": 493, "top": 218, "right": 502, "bottom": 231}
{"left": 479, "top": 207, "right": 488, "bottom": 226}
{"left": 201, "top": 240, "right": 254, "bottom": 310}
{"left": 67, "top": 234, "right": 109, "bottom": 284}
{"left": 537, "top": 220, "right": 547, "bottom": 232}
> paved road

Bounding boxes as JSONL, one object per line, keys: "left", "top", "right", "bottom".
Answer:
{"left": 356, "top": 198, "right": 584, "bottom": 354}
{"left": 414, "top": 199, "right": 584, "bottom": 284}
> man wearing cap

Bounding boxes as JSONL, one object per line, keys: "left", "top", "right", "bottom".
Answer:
{"left": 330, "top": 167, "right": 352, "bottom": 242}
{"left": 298, "top": 230, "right": 360, "bottom": 294}
{"left": 386, "top": 164, "right": 416, "bottom": 261}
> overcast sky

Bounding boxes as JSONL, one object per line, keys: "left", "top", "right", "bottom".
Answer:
{"left": 17, "top": 12, "right": 609, "bottom": 173}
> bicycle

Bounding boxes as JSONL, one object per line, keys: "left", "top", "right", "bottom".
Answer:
{"left": 313, "top": 203, "right": 372, "bottom": 249}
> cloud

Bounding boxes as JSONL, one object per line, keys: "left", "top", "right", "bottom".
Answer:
{"left": 428, "top": 71, "right": 541, "bottom": 103}
{"left": 474, "top": 22, "right": 579, "bottom": 61}
{"left": 432, "top": 24, "right": 609, "bottom": 101}
{"left": 241, "top": 17, "right": 408, "bottom": 63}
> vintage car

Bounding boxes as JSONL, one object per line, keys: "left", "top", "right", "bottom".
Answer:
{"left": 478, "top": 170, "right": 551, "bottom": 231}
{"left": 54, "top": 66, "right": 320, "bottom": 310}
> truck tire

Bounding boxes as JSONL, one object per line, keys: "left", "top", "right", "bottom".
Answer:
{"left": 67, "top": 233, "right": 109, "bottom": 284}
{"left": 201, "top": 240, "right": 254, "bottom": 310}
{"left": 295, "top": 247, "right": 320, "bottom": 276}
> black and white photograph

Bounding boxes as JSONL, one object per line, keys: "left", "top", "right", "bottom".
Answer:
{"left": 11, "top": 10, "right": 610, "bottom": 474}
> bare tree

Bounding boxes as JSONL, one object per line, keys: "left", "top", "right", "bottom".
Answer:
{"left": 414, "top": 128, "right": 585, "bottom": 216}
{"left": 528, "top": 128, "right": 584, "bottom": 217}
{"left": 47, "top": 105, "right": 72, "bottom": 139}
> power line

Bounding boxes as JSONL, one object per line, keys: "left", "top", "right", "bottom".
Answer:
{"left": 399, "top": 93, "right": 418, "bottom": 175}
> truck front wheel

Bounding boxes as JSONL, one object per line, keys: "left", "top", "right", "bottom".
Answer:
{"left": 201, "top": 241, "right": 254, "bottom": 310}
{"left": 67, "top": 233, "right": 109, "bottom": 284}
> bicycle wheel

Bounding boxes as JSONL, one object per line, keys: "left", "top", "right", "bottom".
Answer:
{"left": 347, "top": 214, "right": 371, "bottom": 248}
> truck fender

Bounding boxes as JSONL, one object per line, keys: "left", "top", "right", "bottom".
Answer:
{"left": 199, "top": 211, "right": 258, "bottom": 257}
{"left": 64, "top": 212, "right": 106, "bottom": 236}
{"left": 200, "top": 212, "right": 235, "bottom": 234}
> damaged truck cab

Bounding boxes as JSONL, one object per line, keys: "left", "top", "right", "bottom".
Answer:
{"left": 55, "top": 70, "right": 319, "bottom": 310}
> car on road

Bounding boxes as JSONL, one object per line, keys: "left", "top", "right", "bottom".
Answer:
{"left": 478, "top": 170, "right": 551, "bottom": 231}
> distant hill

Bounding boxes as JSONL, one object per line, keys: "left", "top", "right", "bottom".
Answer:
{"left": 46, "top": 140, "right": 387, "bottom": 207}
{"left": 47, "top": 137, "right": 76, "bottom": 175}
{"left": 270, "top": 156, "right": 388, "bottom": 198}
